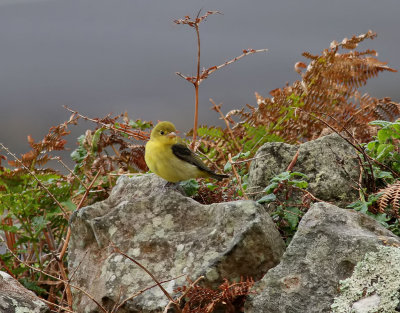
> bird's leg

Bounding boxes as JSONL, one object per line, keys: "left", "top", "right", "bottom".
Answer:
{"left": 161, "top": 181, "right": 179, "bottom": 191}
{"left": 162, "top": 181, "right": 186, "bottom": 195}
{"left": 164, "top": 181, "right": 177, "bottom": 188}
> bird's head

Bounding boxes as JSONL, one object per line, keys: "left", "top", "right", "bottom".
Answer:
{"left": 150, "top": 121, "right": 178, "bottom": 144}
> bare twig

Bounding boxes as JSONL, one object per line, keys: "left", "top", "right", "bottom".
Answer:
{"left": 199, "top": 48, "right": 268, "bottom": 84}
{"left": 176, "top": 275, "right": 204, "bottom": 303}
{"left": 40, "top": 297, "right": 77, "bottom": 313}
{"left": 162, "top": 276, "right": 204, "bottom": 313}
{"left": 112, "top": 274, "right": 186, "bottom": 313}
{"left": 195, "top": 149, "right": 224, "bottom": 173}
{"left": 291, "top": 185, "right": 326, "bottom": 203}
{"left": 52, "top": 156, "right": 88, "bottom": 190}
{"left": 63, "top": 106, "right": 149, "bottom": 141}
{"left": 210, "top": 99, "right": 241, "bottom": 152}
{"left": 110, "top": 243, "right": 178, "bottom": 306}
{"left": 294, "top": 108, "right": 377, "bottom": 191}
{"left": 43, "top": 225, "right": 73, "bottom": 309}
{"left": 59, "top": 171, "right": 101, "bottom": 260}
{"left": 191, "top": 10, "right": 202, "bottom": 149}
{"left": 229, "top": 154, "right": 269, "bottom": 165}
{"left": 286, "top": 149, "right": 300, "bottom": 172}
{"left": 228, "top": 153, "right": 248, "bottom": 200}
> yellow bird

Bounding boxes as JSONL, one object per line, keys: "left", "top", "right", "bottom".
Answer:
{"left": 145, "top": 121, "right": 229, "bottom": 183}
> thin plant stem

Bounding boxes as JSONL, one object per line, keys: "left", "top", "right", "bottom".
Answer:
{"left": 59, "top": 171, "right": 101, "bottom": 260}
{"left": 110, "top": 243, "right": 177, "bottom": 305}
{"left": 210, "top": 99, "right": 241, "bottom": 152}
{"left": 228, "top": 153, "right": 248, "bottom": 200}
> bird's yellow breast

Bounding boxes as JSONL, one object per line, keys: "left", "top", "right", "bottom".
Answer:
{"left": 145, "top": 140, "right": 206, "bottom": 182}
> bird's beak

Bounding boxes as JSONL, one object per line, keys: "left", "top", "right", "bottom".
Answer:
{"left": 167, "top": 132, "right": 177, "bottom": 138}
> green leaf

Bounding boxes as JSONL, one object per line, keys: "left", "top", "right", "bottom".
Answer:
{"left": 369, "top": 120, "right": 392, "bottom": 128}
{"left": 263, "top": 182, "right": 278, "bottom": 193}
{"left": 0, "top": 224, "right": 19, "bottom": 233}
{"left": 91, "top": 128, "right": 105, "bottom": 152}
{"left": 257, "top": 193, "right": 277, "bottom": 204}
{"left": 290, "top": 172, "right": 308, "bottom": 179}
{"left": 378, "top": 128, "right": 394, "bottom": 142}
{"left": 129, "top": 119, "right": 152, "bottom": 130}
{"left": 366, "top": 212, "right": 390, "bottom": 227}
{"left": 180, "top": 179, "right": 199, "bottom": 197}
{"left": 224, "top": 162, "right": 232, "bottom": 172}
{"left": 32, "top": 216, "right": 47, "bottom": 234}
{"left": 284, "top": 207, "right": 302, "bottom": 230}
{"left": 197, "top": 126, "right": 224, "bottom": 139}
{"left": 61, "top": 200, "right": 77, "bottom": 212}
{"left": 289, "top": 180, "right": 308, "bottom": 189}
{"left": 273, "top": 171, "right": 291, "bottom": 182}
{"left": 19, "top": 278, "right": 47, "bottom": 295}
{"left": 348, "top": 199, "right": 370, "bottom": 213}
{"left": 206, "top": 183, "right": 218, "bottom": 191}
{"left": 232, "top": 151, "right": 251, "bottom": 161}
{"left": 71, "top": 135, "right": 88, "bottom": 163}
{"left": 374, "top": 170, "right": 393, "bottom": 180}
{"left": 366, "top": 141, "right": 377, "bottom": 152}
{"left": 376, "top": 143, "right": 394, "bottom": 160}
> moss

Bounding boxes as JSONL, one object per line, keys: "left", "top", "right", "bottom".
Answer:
{"left": 331, "top": 245, "right": 400, "bottom": 313}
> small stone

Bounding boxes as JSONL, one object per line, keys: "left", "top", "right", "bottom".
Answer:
{"left": 352, "top": 294, "right": 380, "bottom": 313}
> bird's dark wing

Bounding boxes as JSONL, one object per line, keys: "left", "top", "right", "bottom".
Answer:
{"left": 171, "top": 143, "right": 213, "bottom": 174}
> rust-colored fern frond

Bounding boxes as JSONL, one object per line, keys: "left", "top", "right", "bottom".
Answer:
{"left": 374, "top": 97, "right": 400, "bottom": 121}
{"left": 378, "top": 180, "right": 400, "bottom": 218}
{"left": 7, "top": 116, "right": 77, "bottom": 171}
{"left": 238, "top": 30, "right": 398, "bottom": 144}
{"left": 176, "top": 277, "right": 255, "bottom": 313}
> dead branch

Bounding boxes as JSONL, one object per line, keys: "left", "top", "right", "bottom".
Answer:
{"left": 59, "top": 171, "right": 101, "bottom": 260}
{"left": 110, "top": 243, "right": 178, "bottom": 308}
{"left": 112, "top": 274, "right": 186, "bottom": 313}
{"left": 228, "top": 153, "right": 248, "bottom": 200}
{"left": 63, "top": 106, "right": 149, "bottom": 141}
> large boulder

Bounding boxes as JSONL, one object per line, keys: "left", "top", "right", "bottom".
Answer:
{"left": 68, "top": 174, "right": 285, "bottom": 312}
{"left": 0, "top": 271, "right": 49, "bottom": 313}
{"left": 245, "top": 202, "right": 400, "bottom": 313}
{"left": 248, "top": 133, "right": 360, "bottom": 207}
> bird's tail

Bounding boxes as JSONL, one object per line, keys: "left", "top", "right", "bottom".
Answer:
{"left": 209, "top": 173, "right": 229, "bottom": 181}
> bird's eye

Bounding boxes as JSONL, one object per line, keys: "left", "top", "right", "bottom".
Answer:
{"left": 160, "top": 130, "right": 165, "bottom": 135}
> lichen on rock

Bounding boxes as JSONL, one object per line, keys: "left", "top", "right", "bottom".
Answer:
{"left": 331, "top": 245, "right": 400, "bottom": 313}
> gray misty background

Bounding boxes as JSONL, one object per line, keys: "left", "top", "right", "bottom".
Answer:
{"left": 0, "top": 0, "right": 399, "bottom": 160}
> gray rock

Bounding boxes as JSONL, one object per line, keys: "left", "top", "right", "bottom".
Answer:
{"left": 248, "top": 133, "right": 360, "bottom": 207}
{"left": 0, "top": 271, "right": 49, "bottom": 313}
{"left": 245, "top": 202, "right": 400, "bottom": 313}
{"left": 68, "top": 174, "right": 285, "bottom": 313}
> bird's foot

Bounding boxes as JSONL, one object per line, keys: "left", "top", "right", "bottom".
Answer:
{"left": 164, "top": 181, "right": 178, "bottom": 188}
{"left": 161, "top": 181, "right": 177, "bottom": 192}
{"left": 161, "top": 181, "right": 185, "bottom": 195}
